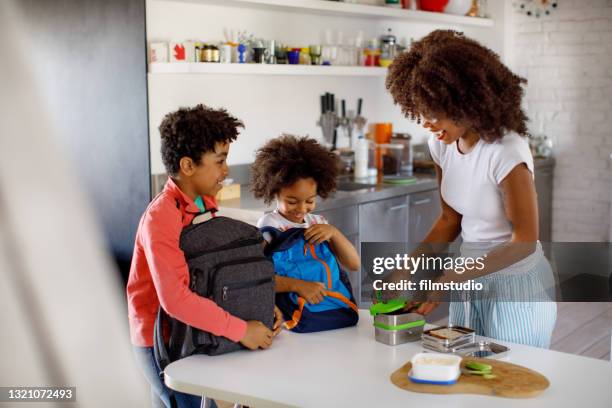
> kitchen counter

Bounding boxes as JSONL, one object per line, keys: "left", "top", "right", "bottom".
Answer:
{"left": 217, "top": 174, "right": 438, "bottom": 225}
{"left": 164, "top": 310, "right": 612, "bottom": 407}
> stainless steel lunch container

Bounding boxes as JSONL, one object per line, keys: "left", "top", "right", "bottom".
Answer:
{"left": 373, "top": 312, "right": 425, "bottom": 346}
{"left": 421, "top": 325, "right": 475, "bottom": 350}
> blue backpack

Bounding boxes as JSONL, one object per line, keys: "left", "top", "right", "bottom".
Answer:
{"left": 262, "top": 226, "right": 359, "bottom": 332}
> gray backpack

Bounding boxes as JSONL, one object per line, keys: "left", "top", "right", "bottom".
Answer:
{"left": 154, "top": 216, "right": 275, "bottom": 370}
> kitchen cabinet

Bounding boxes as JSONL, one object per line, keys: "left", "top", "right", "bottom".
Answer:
{"left": 408, "top": 189, "right": 441, "bottom": 244}
{"left": 359, "top": 196, "right": 409, "bottom": 242}
{"left": 358, "top": 195, "right": 410, "bottom": 306}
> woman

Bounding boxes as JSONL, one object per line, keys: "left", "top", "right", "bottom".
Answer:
{"left": 385, "top": 30, "right": 556, "bottom": 348}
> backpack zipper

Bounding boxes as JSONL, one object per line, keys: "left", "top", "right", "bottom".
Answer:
{"left": 222, "top": 277, "right": 273, "bottom": 301}
{"left": 186, "top": 237, "right": 263, "bottom": 260}
{"left": 208, "top": 256, "right": 271, "bottom": 297}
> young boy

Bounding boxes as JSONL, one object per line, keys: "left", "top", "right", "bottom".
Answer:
{"left": 127, "top": 104, "right": 278, "bottom": 408}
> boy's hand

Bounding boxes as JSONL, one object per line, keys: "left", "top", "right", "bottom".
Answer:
{"left": 295, "top": 280, "right": 327, "bottom": 304}
{"left": 304, "top": 224, "right": 337, "bottom": 245}
{"left": 272, "top": 305, "right": 283, "bottom": 336}
{"left": 240, "top": 320, "right": 273, "bottom": 350}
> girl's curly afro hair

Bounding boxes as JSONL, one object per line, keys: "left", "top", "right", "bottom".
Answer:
{"left": 250, "top": 135, "right": 340, "bottom": 204}
{"left": 159, "top": 104, "right": 243, "bottom": 176}
{"left": 386, "top": 30, "right": 529, "bottom": 142}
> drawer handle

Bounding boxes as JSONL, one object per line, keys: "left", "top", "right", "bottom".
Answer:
{"left": 412, "top": 198, "right": 432, "bottom": 206}
{"left": 389, "top": 204, "right": 408, "bottom": 211}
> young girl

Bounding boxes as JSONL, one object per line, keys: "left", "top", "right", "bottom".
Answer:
{"left": 385, "top": 30, "right": 556, "bottom": 348}
{"left": 250, "top": 135, "right": 360, "bottom": 306}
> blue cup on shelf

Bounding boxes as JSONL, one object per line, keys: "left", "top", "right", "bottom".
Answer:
{"left": 287, "top": 49, "right": 300, "bottom": 65}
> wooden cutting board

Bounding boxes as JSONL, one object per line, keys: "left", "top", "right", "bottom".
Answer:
{"left": 390, "top": 357, "right": 549, "bottom": 398}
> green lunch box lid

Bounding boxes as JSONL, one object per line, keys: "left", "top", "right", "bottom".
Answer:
{"left": 369, "top": 298, "right": 407, "bottom": 316}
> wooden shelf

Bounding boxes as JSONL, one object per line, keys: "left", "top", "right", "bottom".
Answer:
{"left": 149, "top": 62, "right": 388, "bottom": 76}
{"left": 158, "top": 0, "right": 494, "bottom": 27}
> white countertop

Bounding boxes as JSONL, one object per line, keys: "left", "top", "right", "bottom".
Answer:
{"left": 164, "top": 310, "right": 612, "bottom": 408}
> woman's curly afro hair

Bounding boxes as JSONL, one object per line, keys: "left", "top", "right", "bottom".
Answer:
{"left": 386, "top": 30, "right": 529, "bottom": 142}
{"left": 159, "top": 104, "right": 243, "bottom": 176}
{"left": 250, "top": 135, "right": 340, "bottom": 204}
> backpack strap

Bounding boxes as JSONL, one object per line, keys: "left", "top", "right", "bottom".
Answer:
{"left": 283, "top": 291, "right": 358, "bottom": 330}
{"left": 153, "top": 306, "right": 171, "bottom": 373}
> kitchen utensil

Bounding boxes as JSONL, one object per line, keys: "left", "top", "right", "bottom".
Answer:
{"left": 410, "top": 353, "right": 462, "bottom": 384}
{"left": 237, "top": 43, "right": 247, "bottom": 63}
{"left": 419, "top": 0, "right": 450, "bottom": 12}
{"left": 391, "top": 357, "right": 550, "bottom": 398}
{"left": 287, "top": 49, "right": 300, "bottom": 64}
{"left": 318, "top": 92, "right": 341, "bottom": 149}
{"left": 266, "top": 40, "right": 277, "bottom": 64}
{"left": 252, "top": 47, "right": 266, "bottom": 63}
{"left": 337, "top": 149, "right": 354, "bottom": 175}
{"left": 374, "top": 123, "right": 393, "bottom": 143}
{"left": 379, "top": 28, "right": 398, "bottom": 68}
{"left": 378, "top": 143, "right": 404, "bottom": 175}
{"left": 445, "top": 0, "right": 472, "bottom": 15}
{"left": 275, "top": 45, "right": 288, "bottom": 64}
{"left": 220, "top": 44, "right": 232, "bottom": 63}
{"left": 299, "top": 47, "right": 311, "bottom": 65}
{"left": 309, "top": 45, "right": 322, "bottom": 65}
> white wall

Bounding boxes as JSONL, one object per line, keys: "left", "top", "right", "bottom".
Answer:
{"left": 146, "top": 0, "right": 506, "bottom": 171}
{"left": 505, "top": 0, "right": 612, "bottom": 241}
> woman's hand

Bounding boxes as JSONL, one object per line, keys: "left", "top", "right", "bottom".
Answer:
{"left": 414, "top": 301, "right": 440, "bottom": 315}
{"left": 295, "top": 280, "right": 327, "bottom": 304}
{"left": 272, "top": 305, "right": 283, "bottom": 336}
{"left": 304, "top": 224, "right": 337, "bottom": 245}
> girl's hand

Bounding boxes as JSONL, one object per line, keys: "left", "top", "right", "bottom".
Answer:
{"left": 272, "top": 305, "right": 283, "bottom": 336}
{"left": 304, "top": 224, "right": 337, "bottom": 245}
{"left": 295, "top": 280, "right": 327, "bottom": 304}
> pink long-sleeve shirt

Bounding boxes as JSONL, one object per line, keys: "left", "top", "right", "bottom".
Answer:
{"left": 126, "top": 177, "right": 247, "bottom": 347}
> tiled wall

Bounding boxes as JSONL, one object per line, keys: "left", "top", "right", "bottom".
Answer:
{"left": 507, "top": 0, "right": 612, "bottom": 241}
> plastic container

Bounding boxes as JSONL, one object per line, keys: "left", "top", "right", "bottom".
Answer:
{"left": 378, "top": 143, "right": 404, "bottom": 176}
{"left": 390, "top": 133, "right": 413, "bottom": 175}
{"left": 410, "top": 352, "right": 461, "bottom": 384}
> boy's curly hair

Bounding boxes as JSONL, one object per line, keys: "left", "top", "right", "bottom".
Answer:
{"left": 386, "top": 30, "right": 529, "bottom": 142}
{"left": 159, "top": 104, "right": 243, "bottom": 176}
{"left": 250, "top": 135, "right": 340, "bottom": 204}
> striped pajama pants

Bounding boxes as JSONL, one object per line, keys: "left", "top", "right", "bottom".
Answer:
{"left": 449, "top": 253, "right": 557, "bottom": 349}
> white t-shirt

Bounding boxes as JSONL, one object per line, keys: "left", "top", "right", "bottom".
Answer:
{"left": 428, "top": 133, "right": 534, "bottom": 243}
{"left": 257, "top": 210, "right": 328, "bottom": 243}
